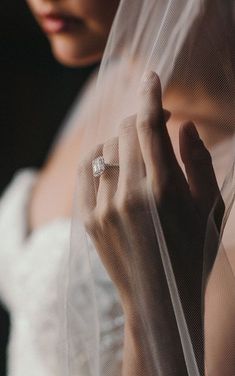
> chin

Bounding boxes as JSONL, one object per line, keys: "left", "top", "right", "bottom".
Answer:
{"left": 50, "top": 37, "right": 104, "bottom": 67}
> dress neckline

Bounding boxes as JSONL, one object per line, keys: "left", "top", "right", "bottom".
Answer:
{"left": 14, "top": 168, "right": 71, "bottom": 245}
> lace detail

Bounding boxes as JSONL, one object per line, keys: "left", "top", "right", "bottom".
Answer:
{"left": 0, "top": 169, "right": 123, "bottom": 375}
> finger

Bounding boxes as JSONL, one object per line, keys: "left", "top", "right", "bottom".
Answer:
{"left": 164, "top": 109, "right": 171, "bottom": 122}
{"left": 118, "top": 115, "right": 146, "bottom": 192}
{"left": 136, "top": 71, "right": 183, "bottom": 189}
{"left": 179, "top": 122, "right": 222, "bottom": 218}
{"left": 77, "top": 144, "right": 103, "bottom": 219}
{"left": 97, "top": 137, "right": 119, "bottom": 206}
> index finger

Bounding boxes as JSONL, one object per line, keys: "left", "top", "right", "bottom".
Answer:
{"left": 136, "top": 71, "right": 179, "bottom": 184}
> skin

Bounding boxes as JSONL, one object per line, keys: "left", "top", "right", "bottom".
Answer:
{"left": 26, "top": 0, "right": 120, "bottom": 229}
{"left": 25, "top": 1, "right": 235, "bottom": 374}
{"left": 26, "top": 0, "right": 120, "bottom": 66}
{"left": 77, "top": 73, "right": 224, "bottom": 375}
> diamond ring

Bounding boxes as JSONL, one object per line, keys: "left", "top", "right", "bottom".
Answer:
{"left": 92, "top": 156, "right": 119, "bottom": 177}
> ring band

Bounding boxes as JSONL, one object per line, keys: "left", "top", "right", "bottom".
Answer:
{"left": 92, "top": 156, "right": 119, "bottom": 177}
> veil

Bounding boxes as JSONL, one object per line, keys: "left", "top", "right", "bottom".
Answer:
{"left": 58, "top": 0, "right": 235, "bottom": 375}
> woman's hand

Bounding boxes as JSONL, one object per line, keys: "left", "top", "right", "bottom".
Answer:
{"left": 77, "top": 71, "right": 224, "bottom": 375}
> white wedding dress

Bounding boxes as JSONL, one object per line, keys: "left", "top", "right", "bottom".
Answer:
{"left": 0, "top": 169, "right": 124, "bottom": 376}
{"left": 0, "top": 140, "right": 234, "bottom": 376}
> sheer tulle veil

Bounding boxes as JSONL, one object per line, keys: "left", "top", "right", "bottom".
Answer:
{"left": 58, "top": 0, "right": 235, "bottom": 375}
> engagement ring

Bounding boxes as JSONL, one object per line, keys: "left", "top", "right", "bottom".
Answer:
{"left": 92, "top": 156, "right": 119, "bottom": 177}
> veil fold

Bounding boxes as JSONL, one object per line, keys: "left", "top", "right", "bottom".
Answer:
{"left": 59, "top": 1, "right": 235, "bottom": 375}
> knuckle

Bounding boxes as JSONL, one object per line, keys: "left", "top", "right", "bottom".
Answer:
{"left": 119, "top": 115, "right": 137, "bottom": 135}
{"left": 103, "top": 137, "right": 118, "bottom": 151}
{"left": 96, "top": 204, "right": 118, "bottom": 226}
{"left": 116, "top": 190, "right": 144, "bottom": 215}
{"left": 137, "top": 114, "right": 158, "bottom": 134}
{"left": 137, "top": 117, "right": 151, "bottom": 132}
{"left": 83, "top": 213, "right": 97, "bottom": 234}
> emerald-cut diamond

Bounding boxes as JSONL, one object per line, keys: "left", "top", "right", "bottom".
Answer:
{"left": 92, "top": 156, "right": 106, "bottom": 177}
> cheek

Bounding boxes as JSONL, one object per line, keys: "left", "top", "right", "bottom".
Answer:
{"left": 78, "top": 0, "right": 119, "bottom": 14}
{"left": 78, "top": 0, "right": 120, "bottom": 29}
{"left": 25, "top": 0, "right": 39, "bottom": 11}
{"left": 25, "top": 0, "right": 120, "bottom": 66}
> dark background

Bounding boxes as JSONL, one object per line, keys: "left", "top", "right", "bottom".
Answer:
{"left": 0, "top": 1, "right": 95, "bottom": 373}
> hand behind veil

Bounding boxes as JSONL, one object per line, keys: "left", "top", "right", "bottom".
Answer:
{"left": 77, "top": 72, "right": 224, "bottom": 375}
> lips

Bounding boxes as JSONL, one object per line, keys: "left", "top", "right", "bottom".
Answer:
{"left": 39, "top": 12, "right": 81, "bottom": 34}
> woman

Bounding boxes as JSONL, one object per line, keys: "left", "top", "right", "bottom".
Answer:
{"left": 0, "top": 0, "right": 234, "bottom": 375}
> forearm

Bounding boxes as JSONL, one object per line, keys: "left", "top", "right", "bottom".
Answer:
{"left": 122, "top": 298, "right": 189, "bottom": 376}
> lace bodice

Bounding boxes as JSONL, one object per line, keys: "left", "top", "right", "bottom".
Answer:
{"left": 0, "top": 169, "right": 123, "bottom": 376}
{"left": 0, "top": 138, "right": 234, "bottom": 376}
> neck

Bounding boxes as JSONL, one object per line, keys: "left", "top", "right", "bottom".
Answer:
{"left": 163, "top": 87, "right": 235, "bottom": 149}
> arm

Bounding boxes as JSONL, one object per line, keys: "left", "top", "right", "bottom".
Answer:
{"left": 77, "top": 71, "right": 225, "bottom": 375}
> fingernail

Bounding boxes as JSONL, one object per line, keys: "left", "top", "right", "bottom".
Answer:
{"left": 140, "top": 71, "right": 159, "bottom": 91}
{"left": 142, "top": 70, "right": 156, "bottom": 82}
